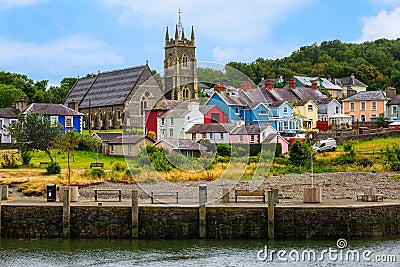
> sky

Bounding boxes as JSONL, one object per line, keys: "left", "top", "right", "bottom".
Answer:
{"left": 2, "top": 0, "right": 400, "bottom": 85}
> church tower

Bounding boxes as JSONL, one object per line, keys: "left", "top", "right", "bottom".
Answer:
{"left": 163, "top": 10, "right": 198, "bottom": 100}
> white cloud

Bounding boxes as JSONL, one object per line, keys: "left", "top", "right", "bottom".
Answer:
{"left": 102, "top": 0, "right": 311, "bottom": 63}
{"left": 358, "top": 7, "right": 400, "bottom": 42}
{"left": 0, "top": 0, "right": 43, "bottom": 9}
{"left": 0, "top": 33, "right": 123, "bottom": 76}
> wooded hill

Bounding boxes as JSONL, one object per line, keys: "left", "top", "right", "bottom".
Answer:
{"left": 226, "top": 38, "right": 400, "bottom": 91}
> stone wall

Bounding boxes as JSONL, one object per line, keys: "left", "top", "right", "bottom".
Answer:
{"left": 314, "top": 129, "right": 400, "bottom": 144}
{"left": 1, "top": 204, "right": 400, "bottom": 239}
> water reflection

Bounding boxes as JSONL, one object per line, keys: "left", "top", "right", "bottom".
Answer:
{"left": 0, "top": 238, "right": 398, "bottom": 266}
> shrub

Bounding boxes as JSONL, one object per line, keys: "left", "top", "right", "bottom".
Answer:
{"left": 90, "top": 168, "right": 106, "bottom": 178}
{"left": 112, "top": 162, "right": 126, "bottom": 172}
{"left": 357, "top": 157, "right": 374, "bottom": 168}
{"left": 21, "top": 151, "right": 33, "bottom": 165}
{"left": 288, "top": 140, "right": 313, "bottom": 166}
{"left": 46, "top": 161, "right": 61, "bottom": 174}
{"left": 216, "top": 143, "right": 231, "bottom": 157}
{"left": 1, "top": 153, "right": 18, "bottom": 168}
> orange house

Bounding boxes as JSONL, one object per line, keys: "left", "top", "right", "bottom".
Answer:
{"left": 342, "top": 91, "right": 388, "bottom": 122}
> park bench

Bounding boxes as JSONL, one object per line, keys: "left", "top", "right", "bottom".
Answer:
{"left": 235, "top": 189, "right": 266, "bottom": 203}
{"left": 150, "top": 191, "right": 179, "bottom": 204}
{"left": 90, "top": 162, "right": 104, "bottom": 169}
{"left": 40, "top": 162, "right": 49, "bottom": 168}
{"left": 357, "top": 187, "right": 384, "bottom": 202}
{"left": 94, "top": 189, "right": 122, "bottom": 202}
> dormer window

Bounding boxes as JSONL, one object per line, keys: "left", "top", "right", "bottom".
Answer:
{"left": 235, "top": 107, "right": 240, "bottom": 114}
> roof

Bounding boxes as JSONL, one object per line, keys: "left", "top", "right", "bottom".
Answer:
{"left": 186, "top": 123, "right": 237, "bottom": 133}
{"left": 0, "top": 108, "right": 20, "bottom": 118}
{"left": 262, "top": 133, "right": 279, "bottom": 143}
{"left": 156, "top": 138, "right": 207, "bottom": 151}
{"left": 291, "top": 87, "right": 328, "bottom": 101}
{"left": 230, "top": 123, "right": 273, "bottom": 135}
{"left": 265, "top": 88, "right": 298, "bottom": 102}
{"left": 320, "top": 78, "right": 342, "bottom": 90}
{"left": 388, "top": 95, "right": 400, "bottom": 105}
{"left": 24, "top": 103, "right": 83, "bottom": 116}
{"left": 107, "top": 135, "right": 149, "bottom": 145}
{"left": 160, "top": 102, "right": 190, "bottom": 118}
{"left": 342, "top": 91, "right": 388, "bottom": 102}
{"left": 94, "top": 132, "right": 122, "bottom": 142}
{"left": 293, "top": 76, "right": 319, "bottom": 86}
{"left": 217, "top": 91, "right": 246, "bottom": 106}
{"left": 151, "top": 99, "right": 183, "bottom": 110}
{"left": 64, "top": 65, "right": 150, "bottom": 109}
{"left": 199, "top": 104, "right": 215, "bottom": 115}
{"left": 334, "top": 76, "right": 368, "bottom": 87}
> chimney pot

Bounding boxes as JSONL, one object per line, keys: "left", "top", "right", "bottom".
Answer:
{"left": 264, "top": 80, "right": 273, "bottom": 90}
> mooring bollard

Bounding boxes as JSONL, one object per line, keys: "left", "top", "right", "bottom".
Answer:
{"left": 199, "top": 184, "right": 207, "bottom": 239}
{"left": 268, "top": 190, "right": 274, "bottom": 239}
{"left": 63, "top": 189, "right": 70, "bottom": 238}
{"left": 1, "top": 185, "right": 8, "bottom": 200}
{"left": 273, "top": 188, "right": 279, "bottom": 204}
{"left": 222, "top": 188, "right": 229, "bottom": 203}
{"left": 132, "top": 190, "right": 138, "bottom": 239}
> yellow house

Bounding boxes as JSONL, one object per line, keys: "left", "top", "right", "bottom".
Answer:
{"left": 334, "top": 73, "right": 368, "bottom": 97}
{"left": 105, "top": 135, "right": 154, "bottom": 157}
{"left": 342, "top": 91, "right": 388, "bottom": 122}
{"left": 293, "top": 100, "right": 318, "bottom": 130}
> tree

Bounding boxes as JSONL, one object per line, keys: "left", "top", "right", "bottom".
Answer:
{"left": 81, "top": 134, "right": 102, "bottom": 162}
{"left": 146, "top": 131, "right": 157, "bottom": 141}
{"left": 0, "top": 84, "right": 26, "bottom": 108}
{"left": 288, "top": 140, "right": 313, "bottom": 166}
{"left": 57, "top": 130, "right": 80, "bottom": 187}
{"left": 6, "top": 113, "right": 62, "bottom": 161}
{"left": 377, "top": 113, "right": 388, "bottom": 128}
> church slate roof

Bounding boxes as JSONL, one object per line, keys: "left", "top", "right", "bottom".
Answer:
{"left": 64, "top": 65, "right": 148, "bottom": 109}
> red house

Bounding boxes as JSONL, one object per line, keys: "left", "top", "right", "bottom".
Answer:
{"left": 200, "top": 105, "right": 227, "bottom": 124}
{"left": 144, "top": 100, "right": 182, "bottom": 139}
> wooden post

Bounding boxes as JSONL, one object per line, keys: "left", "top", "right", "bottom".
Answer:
{"left": 222, "top": 188, "right": 229, "bottom": 203}
{"left": 1, "top": 185, "right": 8, "bottom": 200}
{"left": 199, "top": 184, "right": 207, "bottom": 239}
{"left": 0, "top": 187, "right": 2, "bottom": 238}
{"left": 63, "top": 189, "right": 70, "bottom": 238}
{"left": 273, "top": 188, "right": 279, "bottom": 204}
{"left": 132, "top": 190, "right": 138, "bottom": 239}
{"left": 268, "top": 190, "right": 274, "bottom": 239}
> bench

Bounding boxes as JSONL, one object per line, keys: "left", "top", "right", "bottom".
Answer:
{"left": 357, "top": 188, "right": 384, "bottom": 202}
{"left": 151, "top": 191, "right": 179, "bottom": 204}
{"left": 40, "top": 162, "right": 49, "bottom": 168}
{"left": 94, "top": 189, "right": 122, "bottom": 202}
{"left": 90, "top": 162, "right": 104, "bottom": 169}
{"left": 235, "top": 189, "right": 265, "bottom": 203}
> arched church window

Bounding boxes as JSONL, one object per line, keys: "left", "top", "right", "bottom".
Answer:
{"left": 182, "top": 54, "right": 188, "bottom": 68}
{"left": 182, "top": 86, "right": 190, "bottom": 100}
{"left": 168, "top": 54, "right": 173, "bottom": 67}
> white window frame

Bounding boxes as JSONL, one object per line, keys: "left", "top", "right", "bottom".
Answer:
{"left": 239, "top": 135, "right": 243, "bottom": 142}
{"left": 258, "top": 109, "right": 266, "bottom": 115}
{"left": 0, "top": 118, "right": 3, "bottom": 128}
{"left": 283, "top": 107, "right": 288, "bottom": 113}
{"left": 370, "top": 114, "right": 377, "bottom": 121}
{"left": 160, "top": 118, "right": 165, "bottom": 126}
{"left": 235, "top": 107, "right": 240, "bottom": 114}
{"left": 170, "top": 118, "right": 174, "bottom": 126}
{"left": 65, "top": 116, "right": 73, "bottom": 128}
{"left": 360, "top": 114, "right": 366, "bottom": 122}
{"left": 192, "top": 133, "right": 196, "bottom": 140}
{"left": 202, "top": 133, "right": 207, "bottom": 139}
{"left": 307, "top": 105, "right": 313, "bottom": 112}
{"left": 169, "top": 128, "right": 174, "bottom": 138}
{"left": 128, "top": 144, "right": 132, "bottom": 154}
{"left": 350, "top": 115, "right": 355, "bottom": 122}
{"left": 250, "top": 135, "right": 255, "bottom": 143}
{"left": 50, "top": 116, "right": 58, "bottom": 126}
{"left": 220, "top": 133, "right": 224, "bottom": 140}
{"left": 360, "top": 101, "right": 366, "bottom": 111}
{"left": 209, "top": 133, "right": 213, "bottom": 139}
{"left": 111, "top": 145, "right": 114, "bottom": 153}
{"left": 371, "top": 101, "right": 377, "bottom": 110}
{"left": 393, "top": 106, "right": 398, "bottom": 116}
{"left": 350, "top": 102, "right": 355, "bottom": 111}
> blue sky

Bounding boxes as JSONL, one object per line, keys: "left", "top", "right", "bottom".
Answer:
{"left": 1, "top": 0, "right": 400, "bottom": 85}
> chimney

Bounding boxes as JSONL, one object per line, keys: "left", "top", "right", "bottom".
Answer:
{"left": 15, "top": 97, "right": 27, "bottom": 112}
{"left": 68, "top": 99, "right": 79, "bottom": 111}
{"left": 351, "top": 72, "right": 355, "bottom": 79}
{"left": 311, "top": 81, "right": 318, "bottom": 90}
{"left": 214, "top": 84, "right": 226, "bottom": 93}
{"left": 347, "top": 87, "right": 357, "bottom": 97}
{"left": 264, "top": 80, "right": 273, "bottom": 90}
{"left": 240, "top": 81, "right": 251, "bottom": 90}
{"left": 288, "top": 79, "right": 296, "bottom": 89}
{"left": 386, "top": 86, "right": 397, "bottom": 99}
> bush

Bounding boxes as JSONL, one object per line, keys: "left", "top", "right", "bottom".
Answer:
{"left": 46, "top": 161, "right": 61, "bottom": 174}
{"left": 112, "top": 162, "right": 126, "bottom": 172}
{"left": 1, "top": 153, "right": 18, "bottom": 168}
{"left": 21, "top": 151, "right": 33, "bottom": 165}
{"left": 357, "top": 157, "right": 374, "bottom": 167}
{"left": 216, "top": 143, "right": 231, "bottom": 157}
{"left": 90, "top": 168, "right": 106, "bottom": 178}
{"left": 288, "top": 140, "right": 313, "bottom": 166}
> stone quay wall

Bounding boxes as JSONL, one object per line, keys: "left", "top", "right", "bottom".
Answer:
{"left": 1, "top": 204, "right": 400, "bottom": 240}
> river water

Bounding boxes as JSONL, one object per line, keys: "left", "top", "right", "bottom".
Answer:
{"left": 0, "top": 238, "right": 399, "bottom": 266}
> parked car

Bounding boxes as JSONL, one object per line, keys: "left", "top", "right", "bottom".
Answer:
{"left": 313, "top": 138, "right": 337, "bottom": 152}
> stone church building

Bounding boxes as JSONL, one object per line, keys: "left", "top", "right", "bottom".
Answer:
{"left": 64, "top": 13, "right": 198, "bottom": 131}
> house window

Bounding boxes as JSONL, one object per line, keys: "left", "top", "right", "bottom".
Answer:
{"left": 283, "top": 107, "right": 288, "bottom": 113}
{"left": 350, "top": 102, "right": 355, "bottom": 111}
{"left": 371, "top": 101, "right": 377, "bottom": 110}
{"left": 170, "top": 118, "right": 174, "bottom": 126}
{"left": 360, "top": 114, "right": 366, "bottom": 122}
{"left": 128, "top": 144, "right": 132, "bottom": 154}
{"left": 307, "top": 105, "right": 313, "bottom": 112}
{"left": 202, "top": 133, "right": 207, "bottom": 139}
{"left": 65, "top": 116, "right": 73, "bottom": 128}
{"left": 0, "top": 118, "right": 3, "bottom": 128}
{"left": 284, "top": 121, "right": 288, "bottom": 130}
{"left": 370, "top": 114, "right": 377, "bottom": 121}
{"left": 250, "top": 135, "right": 255, "bottom": 143}
{"left": 169, "top": 129, "right": 174, "bottom": 138}
{"left": 192, "top": 133, "right": 196, "bottom": 140}
{"left": 235, "top": 107, "right": 240, "bottom": 114}
{"left": 111, "top": 145, "right": 114, "bottom": 153}
{"left": 161, "top": 129, "right": 166, "bottom": 138}
{"left": 350, "top": 115, "right": 355, "bottom": 122}
{"left": 0, "top": 133, "right": 2, "bottom": 143}
{"left": 258, "top": 109, "right": 266, "bottom": 115}
{"left": 360, "top": 101, "right": 366, "bottom": 111}
{"left": 160, "top": 118, "right": 165, "bottom": 126}
{"left": 239, "top": 135, "right": 243, "bottom": 142}
{"left": 211, "top": 113, "right": 220, "bottom": 123}
{"left": 335, "top": 106, "right": 339, "bottom": 114}
{"left": 393, "top": 106, "right": 398, "bottom": 116}
{"left": 220, "top": 133, "right": 224, "bottom": 139}
{"left": 209, "top": 133, "right": 213, "bottom": 139}
{"left": 50, "top": 116, "right": 58, "bottom": 126}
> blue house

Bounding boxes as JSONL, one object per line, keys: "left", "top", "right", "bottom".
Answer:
{"left": 268, "top": 101, "right": 302, "bottom": 133}
{"left": 24, "top": 103, "right": 83, "bottom": 133}
{"left": 206, "top": 89, "right": 246, "bottom": 122}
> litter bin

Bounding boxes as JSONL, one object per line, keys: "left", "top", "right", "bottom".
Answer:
{"left": 47, "top": 184, "right": 56, "bottom": 202}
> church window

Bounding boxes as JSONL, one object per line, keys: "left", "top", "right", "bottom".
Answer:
{"left": 183, "top": 86, "right": 190, "bottom": 100}
{"left": 168, "top": 54, "right": 173, "bottom": 67}
{"left": 182, "top": 54, "right": 188, "bottom": 68}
